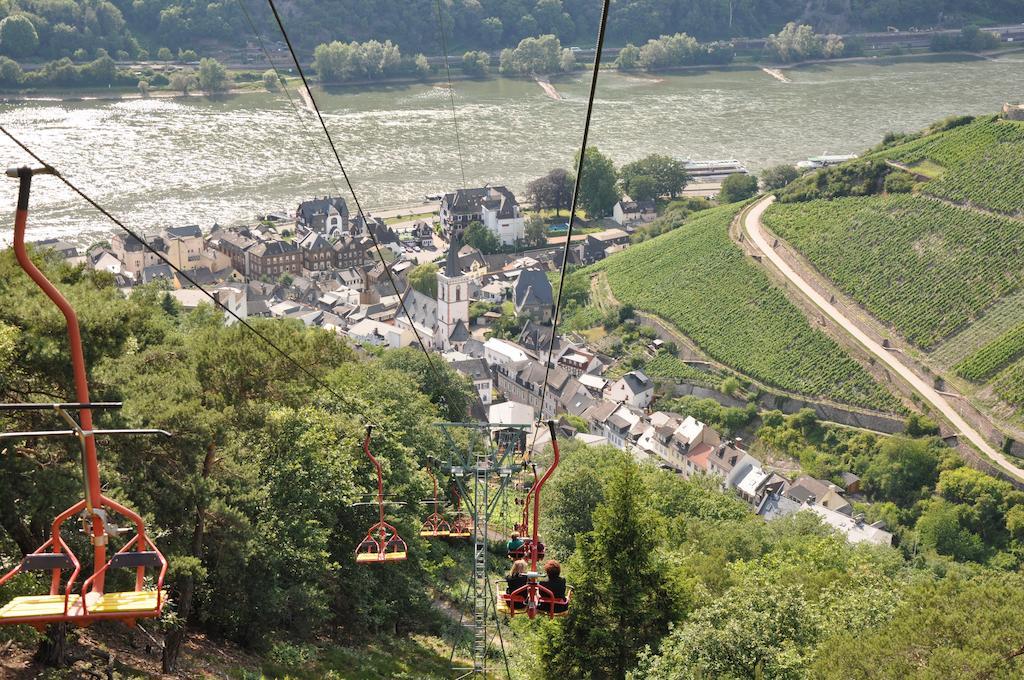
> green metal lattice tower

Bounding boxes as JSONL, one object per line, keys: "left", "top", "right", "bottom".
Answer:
{"left": 438, "top": 422, "right": 527, "bottom": 679}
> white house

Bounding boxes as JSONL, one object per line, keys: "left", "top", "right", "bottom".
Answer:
{"left": 612, "top": 196, "right": 656, "bottom": 226}
{"left": 90, "top": 250, "right": 123, "bottom": 275}
{"left": 452, "top": 358, "right": 493, "bottom": 406}
{"left": 489, "top": 401, "right": 534, "bottom": 427}
{"left": 480, "top": 195, "right": 525, "bottom": 245}
{"left": 483, "top": 337, "right": 531, "bottom": 367}
{"left": 607, "top": 370, "right": 655, "bottom": 409}
{"left": 441, "top": 186, "right": 525, "bottom": 245}
{"left": 346, "top": 318, "right": 412, "bottom": 348}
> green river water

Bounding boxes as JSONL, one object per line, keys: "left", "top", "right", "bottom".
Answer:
{"left": 1, "top": 54, "right": 1023, "bottom": 246}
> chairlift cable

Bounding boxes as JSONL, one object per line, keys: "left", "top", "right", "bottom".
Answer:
{"left": 0, "top": 126, "right": 374, "bottom": 425}
{"left": 532, "top": 0, "right": 611, "bottom": 451}
{"left": 433, "top": 0, "right": 468, "bottom": 189}
{"left": 264, "top": 0, "right": 445, "bottom": 387}
{"left": 235, "top": 0, "right": 338, "bottom": 183}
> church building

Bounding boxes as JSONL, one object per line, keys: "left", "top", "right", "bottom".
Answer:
{"left": 395, "top": 237, "right": 471, "bottom": 350}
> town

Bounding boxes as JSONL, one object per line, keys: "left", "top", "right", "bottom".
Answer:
{"left": 27, "top": 174, "right": 886, "bottom": 548}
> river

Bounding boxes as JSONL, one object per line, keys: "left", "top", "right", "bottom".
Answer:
{"left": 1, "top": 54, "right": 1023, "bottom": 247}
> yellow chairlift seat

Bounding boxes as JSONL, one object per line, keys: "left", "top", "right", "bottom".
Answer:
{"left": 89, "top": 590, "right": 161, "bottom": 615}
{"left": 356, "top": 550, "right": 408, "bottom": 563}
{"left": 0, "top": 594, "right": 81, "bottom": 621}
{"left": 420, "top": 529, "right": 451, "bottom": 538}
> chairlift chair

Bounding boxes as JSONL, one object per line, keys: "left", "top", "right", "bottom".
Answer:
{"left": 498, "top": 422, "right": 569, "bottom": 620}
{"left": 509, "top": 464, "right": 545, "bottom": 560}
{"left": 419, "top": 465, "right": 451, "bottom": 538}
{"left": 354, "top": 426, "right": 408, "bottom": 563}
{"left": 447, "top": 485, "right": 471, "bottom": 539}
{"left": 0, "top": 167, "right": 169, "bottom": 629}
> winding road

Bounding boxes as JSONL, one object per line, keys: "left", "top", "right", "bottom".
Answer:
{"left": 742, "top": 195, "right": 1024, "bottom": 482}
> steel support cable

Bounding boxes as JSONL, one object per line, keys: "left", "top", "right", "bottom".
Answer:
{"left": 0, "top": 125, "right": 374, "bottom": 423}
{"left": 531, "top": 0, "right": 611, "bottom": 454}
{"left": 264, "top": 0, "right": 444, "bottom": 386}
{"left": 433, "top": 0, "right": 468, "bottom": 189}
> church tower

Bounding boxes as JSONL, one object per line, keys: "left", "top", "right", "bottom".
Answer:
{"left": 437, "top": 235, "right": 470, "bottom": 350}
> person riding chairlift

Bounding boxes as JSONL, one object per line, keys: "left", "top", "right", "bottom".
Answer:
{"left": 541, "top": 559, "right": 568, "bottom": 614}
{"left": 507, "top": 532, "right": 525, "bottom": 557}
{"left": 505, "top": 559, "right": 529, "bottom": 610}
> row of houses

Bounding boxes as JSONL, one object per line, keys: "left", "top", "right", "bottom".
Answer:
{"left": 577, "top": 396, "right": 892, "bottom": 546}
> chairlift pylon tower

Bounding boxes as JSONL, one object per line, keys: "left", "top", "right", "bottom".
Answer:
{"left": 436, "top": 421, "right": 528, "bottom": 679}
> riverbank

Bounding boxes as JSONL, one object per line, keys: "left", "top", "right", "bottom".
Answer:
{"left": 2, "top": 47, "right": 1020, "bottom": 103}
{"left": 4, "top": 55, "right": 1022, "bottom": 246}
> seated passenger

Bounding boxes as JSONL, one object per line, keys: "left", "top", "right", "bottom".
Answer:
{"left": 505, "top": 559, "right": 529, "bottom": 609}
{"left": 541, "top": 559, "right": 568, "bottom": 614}
{"left": 507, "top": 532, "right": 525, "bottom": 556}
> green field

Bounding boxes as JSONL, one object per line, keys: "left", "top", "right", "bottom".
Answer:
{"left": 763, "top": 195, "right": 1024, "bottom": 350}
{"left": 593, "top": 205, "right": 901, "bottom": 412}
{"left": 882, "top": 115, "right": 1024, "bottom": 215}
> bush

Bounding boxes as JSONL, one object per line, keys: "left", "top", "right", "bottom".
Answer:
{"left": 718, "top": 173, "right": 759, "bottom": 204}
{"left": 0, "top": 56, "right": 23, "bottom": 86}
{"left": 263, "top": 69, "right": 279, "bottom": 91}
{"left": 884, "top": 171, "right": 915, "bottom": 194}
{"left": 157, "top": 47, "right": 173, "bottom": 61}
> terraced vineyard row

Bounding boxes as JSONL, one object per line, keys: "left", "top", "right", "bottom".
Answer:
{"left": 643, "top": 352, "right": 714, "bottom": 385}
{"left": 763, "top": 195, "right": 1024, "bottom": 350}
{"left": 929, "top": 288, "right": 1024, "bottom": 370}
{"left": 954, "top": 321, "right": 1024, "bottom": 382}
{"left": 594, "top": 205, "right": 902, "bottom": 412}
{"left": 994, "top": 360, "right": 1024, "bottom": 408}
{"left": 884, "top": 116, "right": 1024, "bottom": 216}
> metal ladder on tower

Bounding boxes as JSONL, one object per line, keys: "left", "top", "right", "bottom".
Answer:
{"left": 471, "top": 449, "right": 490, "bottom": 674}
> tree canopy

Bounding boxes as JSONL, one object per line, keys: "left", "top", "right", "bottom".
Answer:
{"left": 576, "top": 147, "right": 619, "bottom": 218}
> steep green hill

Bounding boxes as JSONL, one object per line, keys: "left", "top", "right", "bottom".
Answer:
{"left": 881, "top": 115, "right": 1024, "bottom": 216}
{"left": 763, "top": 194, "right": 1024, "bottom": 349}
{"left": 763, "top": 113, "right": 1024, "bottom": 413}
{"left": 592, "top": 204, "right": 900, "bottom": 412}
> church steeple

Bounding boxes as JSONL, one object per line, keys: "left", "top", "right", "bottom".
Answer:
{"left": 437, "top": 233, "right": 469, "bottom": 350}
{"left": 445, "top": 233, "right": 461, "bottom": 277}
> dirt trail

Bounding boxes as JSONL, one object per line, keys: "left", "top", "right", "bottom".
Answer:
{"left": 742, "top": 195, "right": 1024, "bottom": 482}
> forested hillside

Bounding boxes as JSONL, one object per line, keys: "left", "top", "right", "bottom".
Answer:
{"left": 588, "top": 204, "right": 901, "bottom": 412}
{"left": 0, "top": 249, "right": 475, "bottom": 676}
{"left": 510, "top": 437, "right": 1024, "bottom": 679}
{"left": 762, "top": 114, "right": 1024, "bottom": 414}
{"left": 1, "top": 0, "right": 1022, "bottom": 63}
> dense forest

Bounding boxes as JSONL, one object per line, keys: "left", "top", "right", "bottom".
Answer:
{"left": 0, "top": 0, "right": 1022, "bottom": 63}
{"left": 0, "top": 249, "right": 477, "bottom": 674}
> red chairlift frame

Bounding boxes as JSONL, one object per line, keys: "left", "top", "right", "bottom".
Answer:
{"left": 0, "top": 167, "right": 168, "bottom": 630}
{"left": 354, "top": 426, "right": 408, "bottom": 563}
{"left": 419, "top": 464, "right": 451, "bottom": 538}
{"left": 502, "top": 421, "right": 571, "bottom": 619}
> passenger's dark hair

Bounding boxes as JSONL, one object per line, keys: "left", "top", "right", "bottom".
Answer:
{"left": 544, "top": 559, "right": 561, "bottom": 578}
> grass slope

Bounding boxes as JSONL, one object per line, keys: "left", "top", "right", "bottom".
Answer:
{"left": 763, "top": 195, "right": 1024, "bottom": 349}
{"left": 593, "top": 204, "right": 900, "bottom": 412}
{"left": 881, "top": 115, "right": 1024, "bottom": 216}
